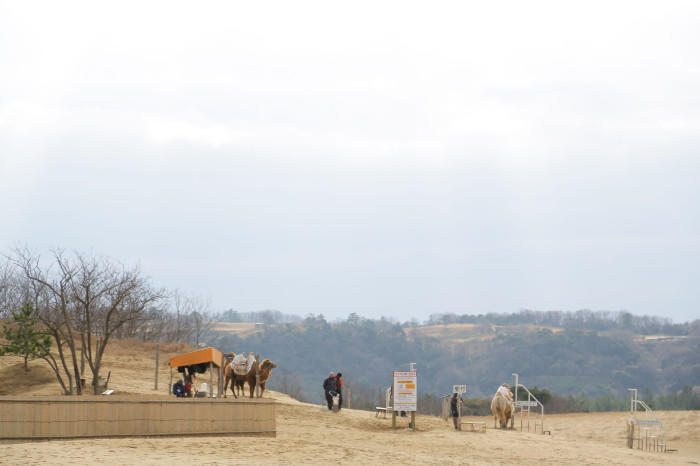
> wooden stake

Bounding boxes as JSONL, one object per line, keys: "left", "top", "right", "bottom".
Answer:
{"left": 154, "top": 344, "right": 159, "bottom": 390}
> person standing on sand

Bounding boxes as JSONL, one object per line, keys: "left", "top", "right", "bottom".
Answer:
{"left": 336, "top": 372, "right": 343, "bottom": 410}
{"left": 451, "top": 392, "right": 462, "bottom": 430}
{"left": 323, "top": 372, "right": 337, "bottom": 410}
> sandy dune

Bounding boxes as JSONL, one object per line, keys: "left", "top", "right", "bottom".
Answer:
{"left": 1, "top": 340, "right": 698, "bottom": 465}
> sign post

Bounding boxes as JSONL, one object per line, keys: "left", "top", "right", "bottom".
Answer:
{"left": 393, "top": 370, "right": 417, "bottom": 430}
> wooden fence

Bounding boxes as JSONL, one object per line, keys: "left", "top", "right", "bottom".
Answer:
{"left": 0, "top": 396, "right": 275, "bottom": 439}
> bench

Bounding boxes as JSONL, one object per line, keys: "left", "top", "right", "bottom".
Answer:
{"left": 375, "top": 407, "right": 393, "bottom": 418}
{"left": 460, "top": 421, "right": 486, "bottom": 432}
{"left": 375, "top": 386, "right": 393, "bottom": 418}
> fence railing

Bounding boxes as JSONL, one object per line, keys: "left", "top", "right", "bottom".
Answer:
{"left": 513, "top": 383, "right": 545, "bottom": 433}
{"left": 627, "top": 388, "right": 667, "bottom": 452}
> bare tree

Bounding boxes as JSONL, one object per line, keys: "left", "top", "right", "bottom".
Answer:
{"left": 70, "top": 254, "right": 165, "bottom": 394}
{"left": 8, "top": 248, "right": 165, "bottom": 395}
{"left": 163, "top": 290, "right": 194, "bottom": 343}
{"left": 0, "top": 261, "right": 12, "bottom": 318}
{"left": 190, "top": 295, "right": 213, "bottom": 347}
{"left": 0, "top": 261, "right": 27, "bottom": 319}
{"left": 115, "top": 305, "right": 169, "bottom": 341}
{"left": 108, "top": 291, "right": 214, "bottom": 346}
{"left": 10, "top": 248, "right": 81, "bottom": 394}
{"left": 161, "top": 290, "right": 213, "bottom": 346}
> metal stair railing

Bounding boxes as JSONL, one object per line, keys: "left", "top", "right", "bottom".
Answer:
{"left": 627, "top": 388, "right": 667, "bottom": 452}
{"left": 514, "top": 383, "right": 545, "bottom": 434}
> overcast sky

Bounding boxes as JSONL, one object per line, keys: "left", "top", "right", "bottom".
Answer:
{"left": 1, "top": 1, "right": 698, "bottom": 322}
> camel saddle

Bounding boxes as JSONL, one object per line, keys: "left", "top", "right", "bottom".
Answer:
{"left": 231, "top": 353, "right": 256, "bottom": 376}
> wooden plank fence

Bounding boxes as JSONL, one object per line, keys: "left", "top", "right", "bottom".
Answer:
{"left": 0, "top": 396, "right": 275, "bottom": 439}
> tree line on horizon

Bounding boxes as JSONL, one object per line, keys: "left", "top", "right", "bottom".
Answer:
{"left": 211, "top": 308, "right": 697, "bottom": 335}
{"left": 212, "top": 312, "right": 699, "bottom": 414}
{"left": 423, "top": 309, "right": 693, "bottom": 336}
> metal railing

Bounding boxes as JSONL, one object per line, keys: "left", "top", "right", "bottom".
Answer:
{"left": 512, "top": 373, "right": 545, "bottom": 434}
{"left": 514, "top": 384, "right": 545, "bottom": 433}
{"left": 627, "top": 388, "right": 667, "bottom": 452}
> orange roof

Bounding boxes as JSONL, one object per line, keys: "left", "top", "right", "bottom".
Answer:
{"left": 169, "top": 347, "right": 224, "bottom": 368}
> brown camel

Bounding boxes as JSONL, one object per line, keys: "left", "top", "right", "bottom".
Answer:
{"left": 222, "top": 353, "right": 277, "bottom": 398}
{"left": 232, "top": 356, "right": 277, "bottom": 398}
{"left": 248, "top": 358, "right": 276, "bottom": 398}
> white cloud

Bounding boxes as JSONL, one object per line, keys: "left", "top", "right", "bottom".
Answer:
{"left": 1, "top": 0, "right": 699, "bottom": 321}
{"left": 146, "top": 117, "right": 243, "bottom": 147}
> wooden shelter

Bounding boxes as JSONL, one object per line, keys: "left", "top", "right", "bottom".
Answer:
{"left": 169, "top": 347, "right": 224, "bottom": 398}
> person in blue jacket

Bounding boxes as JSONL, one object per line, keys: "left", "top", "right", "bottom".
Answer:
{"left": 173, "top": 379, "right": 186, "bottom": 397}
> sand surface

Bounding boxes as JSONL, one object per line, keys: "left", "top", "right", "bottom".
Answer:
{"left": 1, "top": 340, "right": 698, "bottom": 465}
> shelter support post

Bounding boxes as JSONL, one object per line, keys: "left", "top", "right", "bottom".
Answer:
{"left": 219, "top": 354, "right": 224, "bottom": 397}
{"left": 169, "top": 367, "right": 172, "bottom": 395}
{"left": 209, "top": 361, "right": 213, "bottom": 398}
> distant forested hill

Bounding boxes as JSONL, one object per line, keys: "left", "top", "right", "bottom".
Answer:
{"left": 209, "top": 311, "right": 700, "bottom": 404}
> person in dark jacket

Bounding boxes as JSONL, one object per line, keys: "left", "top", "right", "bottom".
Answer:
{"left": 173, "top": 379, "right": 186, "bottom": 397}
{"left": 450, "top": 392, "right": 462, "bottom": 430}
{"left": 322, "top": 372, "right": 337, "bottom": 410}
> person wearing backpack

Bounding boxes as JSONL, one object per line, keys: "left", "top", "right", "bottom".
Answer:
{"left": 322, "top": 372, "right": 337, "bottom": 410}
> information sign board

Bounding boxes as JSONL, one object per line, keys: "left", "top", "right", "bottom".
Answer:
{"left": 516, "top": 400, "right": 539, "bottom": 407}
{"left": 635, "top": 420, "right": 660, "bottom": 426}
{"left": 392, "top": 371, "right": 417, "bottom": 412}
{"left": 453, "top": 384, "right": 466, "bottom": 394}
